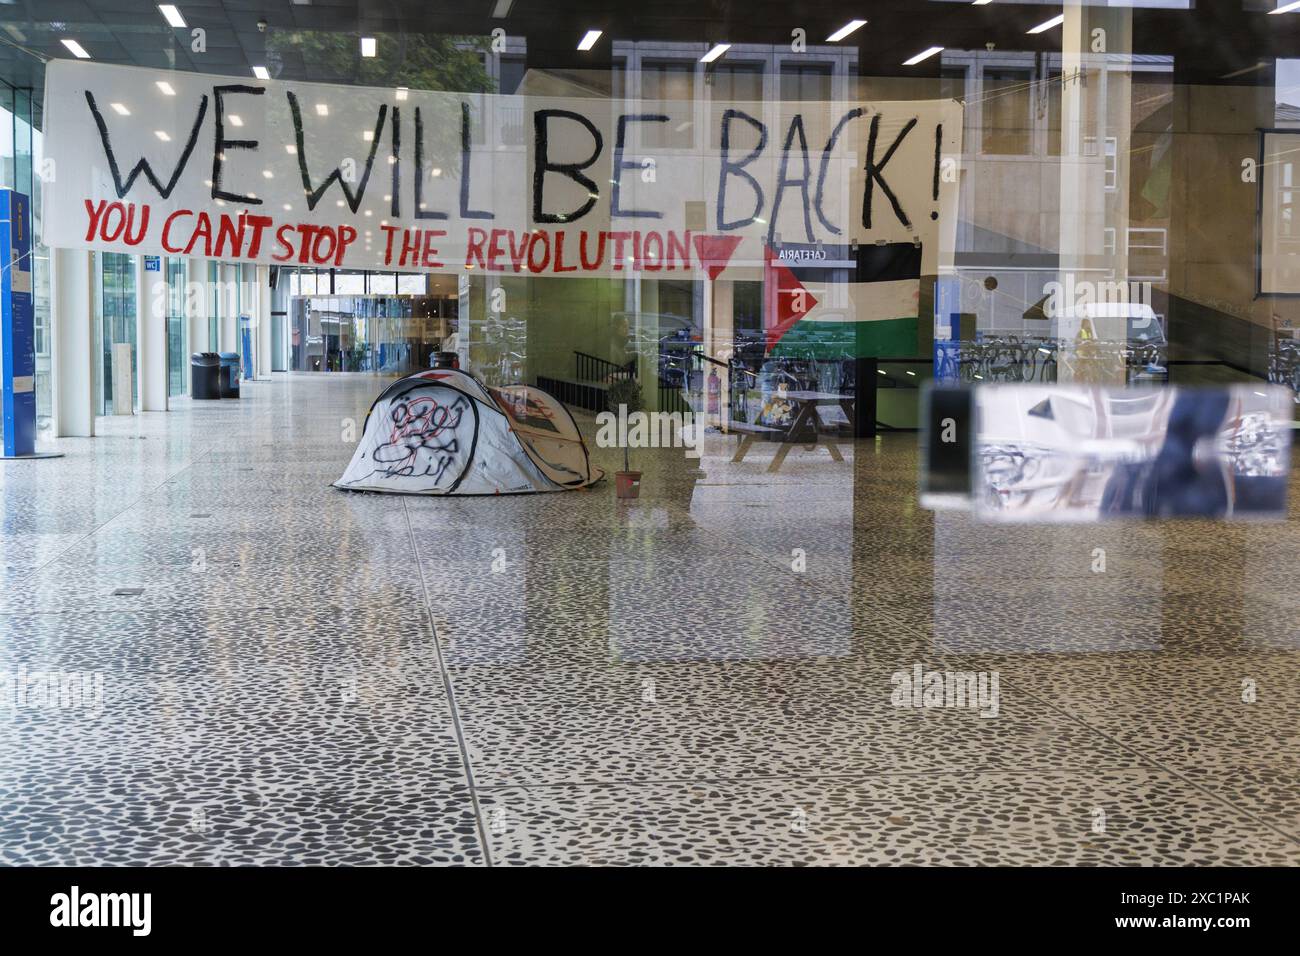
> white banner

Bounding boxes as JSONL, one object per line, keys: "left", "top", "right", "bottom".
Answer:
{"left": 42, "top": 60, "right": 961, "bottom": 277}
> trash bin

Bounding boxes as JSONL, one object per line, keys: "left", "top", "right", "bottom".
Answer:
{"left": 217, "top": 352, "right": 241, "bottom": 398}
{"left": 191, "top": 352, "right": 221, "bottom": 400}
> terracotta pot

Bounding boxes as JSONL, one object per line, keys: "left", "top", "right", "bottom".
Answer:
{"left": 614, "top": 470, "right": 642, "bottom": 499}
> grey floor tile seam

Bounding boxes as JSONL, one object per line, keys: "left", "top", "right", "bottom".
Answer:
{"left": 403, "top": 496, "right": 495, "bottom": 867}
{"left": 15, "top": 447, "right": 218, "bottom": 586}
{"left": 468, "top": 766, "right": 1154, "bottom": 793}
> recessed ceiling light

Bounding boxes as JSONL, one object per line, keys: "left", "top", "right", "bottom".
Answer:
{"left": 360, "top": 36, "right": 376, "bottom": 57}
{"left": 262, "top": 170, "right": 273, "bottom": 179}
{"left": 158, "top": 5, "right": 186, "bottom": 28}
{"left": 903, "top": 46, "right": 944, "bottom": 66}
{"left": 1028, "top": 13, "right": 1065, "bottom": 34}
{"left": 315, "top": 103, "right": 328, "bottom": 116}
{"left": 1220, "top": 62, "right": 1267, "bottom": 79}
{"left": 285, "top": 144, "right": 296, "bottom": 154}
{"left": 228, "top": 115, "right": 243, "bottom": 127}
{"left": 156, "top": 80, "right": 175, "bottom": 95}
{"left": 578, "top": 30, "right": 602, "bottom": 51}
{"left": 252, "top": 66, "right": 270, "bottom": 80}
{"left": 363, "top": 130, "right": 374, "bottom": 141}
{"left": 61, "top": 39, "right": 91, "bottom": 59}
{"left": 110, "top": 102, "right": 130, "bottom": 115}
{"left": 972, "top": 0, "right": 993, "bottom": 5}
{"left": 395, "top": 87, "right": 408, "bottom": 101}
{"left": 700, "top": 43, "right": 730, "bottom": 63}
{"left": 155, "top": 130, "right": 171, "bottom": 141}
{"left": 826, "top": 20, "right": 867, "bottom": 42}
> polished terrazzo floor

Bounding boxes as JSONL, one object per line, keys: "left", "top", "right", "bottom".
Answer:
{"left": 0, "top": 372, "right": 1297, "bottom": 865}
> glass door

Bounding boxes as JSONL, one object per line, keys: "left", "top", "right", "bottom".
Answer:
{"left": 165, "top": 257, "right": 186, "bottom": 395}
{"left": 207, "top": 261, "right": 220, "bottom": 351}
{"left": 96, "top": 252, "right": 137, "bottom": 415}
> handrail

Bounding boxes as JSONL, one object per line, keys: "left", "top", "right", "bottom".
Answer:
{"left": 574, "top": 350, "right": 636, "bottom": 383}
{"left": 688, "top": 350, "right": 758, "bottom": 379}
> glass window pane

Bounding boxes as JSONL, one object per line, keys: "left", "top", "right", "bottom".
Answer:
{"left": 983, "top": 67, "right": 1033, "bottom": 155}
{"left": 641, "top": 61, "right": 694, "bottom": 148}
{"left": 334, "top": 270, "right": 365, "bottom": 294}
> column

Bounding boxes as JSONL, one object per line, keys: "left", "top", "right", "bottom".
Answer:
{"left": 184, "top": 258, "right": 208, "bottom": 393}
{"left": 255, "top": 265, "right": 272, "bottom": 378}
{"left": 220, "top": 263, "right": 238, "bottom": 351}
{"left": 136, "top": 255, "right": 168, "bottom": 411}
{"left": 50, "top": 248, "right": 95, "bottom": 437}
{"left": 1058, "top": 0, "right": 1132, "bottom": 382}
{"left": 708, "top": 279, "right": 734, "bottom": 429}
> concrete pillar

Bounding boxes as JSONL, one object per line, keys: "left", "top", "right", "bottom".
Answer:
{"left": 255, "top": 265, "right": 272, "bottom": 378}
{"left": 708, "top": 280, "right": 734, "bottom": 428}
{"left": 1168, "top": 83, "right": 1276, "bottom": 370}
{"left": 50, "top": 248, "right": 96, "bottom": 437}
{"left": 1058, "top": 0, "right": 1132, "bottom": 382}
{"left": 270, "top": 271, "right": 289, "bottom": 372}
{"left": 136, "top": 255, "right": 168, "bottom": 411}
{"left": 219, "top": 263, "right": 238, "bottom": 351}
{"left": 184, "top": 258, "right": 208, "bottom": 393}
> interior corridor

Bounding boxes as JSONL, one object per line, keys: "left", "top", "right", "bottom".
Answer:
{"left": 1, "top": 374, "right": 1296, "bottom": 866}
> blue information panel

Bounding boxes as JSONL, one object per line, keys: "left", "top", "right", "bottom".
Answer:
{"left": 1, "top": 188, "right": 35, "bottom": 457}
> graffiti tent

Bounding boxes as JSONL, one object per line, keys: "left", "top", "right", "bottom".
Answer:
{"left": 334, "top": 369, "right": 602, "bottom": 495}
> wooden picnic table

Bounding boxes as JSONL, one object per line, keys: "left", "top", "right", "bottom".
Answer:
{"left": 729, "top": 390, "right": 854, "bottom": 472}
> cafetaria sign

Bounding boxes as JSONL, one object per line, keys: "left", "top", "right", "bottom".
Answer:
{"left": 43, "top": 60, "right": 961, "bottom": 278}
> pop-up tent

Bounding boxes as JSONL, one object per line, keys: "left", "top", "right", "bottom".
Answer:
{"left": 334, "top": 368, "right": 603, "bottom": 495}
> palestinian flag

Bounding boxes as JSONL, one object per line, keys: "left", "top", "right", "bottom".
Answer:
{"left": 764, "top": 241, "right": 922, "bottom": 359}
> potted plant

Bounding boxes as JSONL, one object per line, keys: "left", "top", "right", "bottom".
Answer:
{"left": 606, "top": 376, "right": 644, "bottom": 499}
